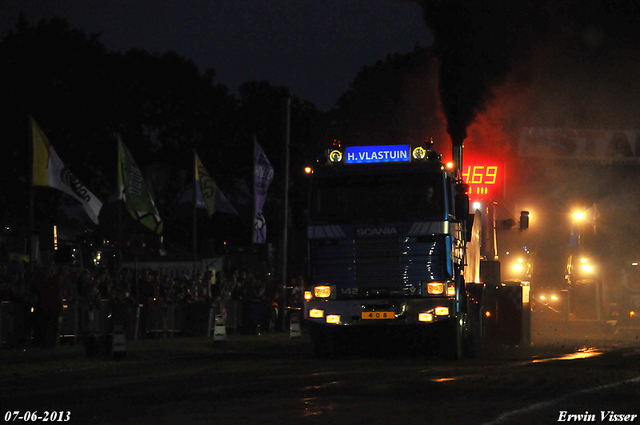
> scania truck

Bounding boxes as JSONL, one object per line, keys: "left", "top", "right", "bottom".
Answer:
{"left": 303, "top": 140, "right": 530, "bottom": 358}
{"left": 303, "top": 141, "right": 487, "bottom": 358}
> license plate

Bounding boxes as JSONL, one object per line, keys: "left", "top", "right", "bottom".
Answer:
{"left": 361, "top": 311, "right": 395, "bottom": 320}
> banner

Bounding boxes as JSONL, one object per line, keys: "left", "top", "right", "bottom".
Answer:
{"left": 117, "top": 135, "right": 163, "bottom": 234}
{"left": 31, "top": 117, "right": 102, "bottom": 224}
{"left": 253, "top": 140, "right": 274, "bottom": 243}
{"left": 519, "top": 127, "right": 640, "bottom": 162}
{"left": 195, "top": 152, "right": 239, "bottom": 216}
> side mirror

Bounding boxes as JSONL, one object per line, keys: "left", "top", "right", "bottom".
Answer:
{"left": 497, "top": 218, "right": 517, "bottom": 229}
{"left": 519, "top": 211, "right": 530, "bottom": 230}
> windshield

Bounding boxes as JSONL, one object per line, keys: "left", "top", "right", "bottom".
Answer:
{"left": 311, "top": 171, "right": 445, "bottom": 223}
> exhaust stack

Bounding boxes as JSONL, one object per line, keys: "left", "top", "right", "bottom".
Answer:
{"left": 452, "top": 141, "right": 464, "bottom": 181}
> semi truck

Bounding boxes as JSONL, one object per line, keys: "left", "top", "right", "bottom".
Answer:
{"left": 303, "top": 140, "right": 530, "bottom": 358}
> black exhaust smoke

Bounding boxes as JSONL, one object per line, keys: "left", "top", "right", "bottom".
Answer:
{"left": 412, "top": 0, "right": 640, "bottom": 169}
{"left": 418, "top": 0, "right": 545, "bottom": 156}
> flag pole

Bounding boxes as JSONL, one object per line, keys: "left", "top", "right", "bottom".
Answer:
{"left": 28, "top": 113, "right": 36, "bottom": 300}
{"left": 193, "top": 150, "right": 197, "bottom": 279}
{"left": 28, "top": 114, "right": 34, "bottom": 264}
{"left": 280, "top": 98, "right": 291, "bottom": 331}
{"left": 117, "top": 135, "right": 123, "bottom": 273}
{"left": 252, "top": 136, "right": 256, "bottom": 248}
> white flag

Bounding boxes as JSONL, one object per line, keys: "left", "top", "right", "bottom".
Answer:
{"left": 32, "top": 117, "right": 103, "bottom": 224}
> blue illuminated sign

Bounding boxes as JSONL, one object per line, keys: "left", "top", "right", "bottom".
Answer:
{"left": 345, "top": 145, "right": 411, "bottom": 164}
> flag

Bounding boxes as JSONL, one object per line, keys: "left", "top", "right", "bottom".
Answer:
{"left": 195, "top": 151, "right": 239, "bottom": 216}
{"left": 253, "top": 139, "right": 274, "bottom": 243}
{"left": 31, "top": 117, "right": 103, "bottom": 224}
{"left": 117, "top": 135, "right": 163, "bottom": 234}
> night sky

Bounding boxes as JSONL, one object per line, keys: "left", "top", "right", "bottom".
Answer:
{"left": 1, "top": 0, "right": 432, "bottom": 110}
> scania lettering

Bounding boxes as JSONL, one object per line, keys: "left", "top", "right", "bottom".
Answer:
{"left": 356, "top": 228, "right": 398, "bottom": 236}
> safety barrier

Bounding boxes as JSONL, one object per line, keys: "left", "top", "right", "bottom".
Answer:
{"left": 0, "top": 299, "right": 248, "bottom": 347}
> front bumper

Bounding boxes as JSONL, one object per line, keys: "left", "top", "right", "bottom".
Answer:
{"left": 304, "top": 297, "right": 457, "bottom": 326}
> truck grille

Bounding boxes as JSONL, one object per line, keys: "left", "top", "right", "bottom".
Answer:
{"left": 354, "top": 238, "right": 402, "bottom": 285}
{"left": 312, "top": 237, "right": 446, "bottom": 286}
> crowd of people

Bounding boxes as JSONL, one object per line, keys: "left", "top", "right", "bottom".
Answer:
{"left": 0, "top": 258, "right": 308, "bottom": 347}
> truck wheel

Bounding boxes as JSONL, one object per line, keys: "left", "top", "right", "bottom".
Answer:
{"left": 309, "top": 324, "right": 336, "bottom": 358}
{"left": 464, "top": 306, "right": 485, "bottom": 358}
{"left": 439, "top": 318, "right": 464, "bottom": 360}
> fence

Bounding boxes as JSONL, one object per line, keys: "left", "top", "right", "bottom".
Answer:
{"left": 0, "top": 298, "right": 251, "bottom": 347}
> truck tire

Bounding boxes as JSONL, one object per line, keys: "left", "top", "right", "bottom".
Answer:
{"left": 309, "top": 323, "right": 336, "bottom": 358}
{"left": 464, "top": 313, "right": 485, "bottom": 358}
{"left": 439, "top": 317, "right": 464, "bottom": 360}
{"left": 465, "top": 282, "right": 486, "bottom": 358}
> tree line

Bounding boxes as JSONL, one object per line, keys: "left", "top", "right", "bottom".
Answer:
{"left": 0, "top": 15, "right": 443, "bottom": 272}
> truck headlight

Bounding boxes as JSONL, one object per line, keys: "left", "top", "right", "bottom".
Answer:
{"left": 447, "top": 283, "right": 456, "bottom": 297}
{"left": 427, "top": 282, "right": 444, "bottom": 295}
{"left": 418, "top": 312, "right": 434, "bottom": 322}
{"left": 314, "top": 286, "right": 332, "bottom": 298}
{"left": 309, "top": 309, "right": 324, "bottom": 318}
{"left": 435, "top": 307, "right": 450, "bottom": 316}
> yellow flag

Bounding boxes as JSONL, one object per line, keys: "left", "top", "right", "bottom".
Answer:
{"left": 31, "top": 117, "right": 103, "bottom": 224}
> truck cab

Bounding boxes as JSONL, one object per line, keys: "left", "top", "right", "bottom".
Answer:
{"left": 303, "top": 143, "right": 482, "bottom": 358}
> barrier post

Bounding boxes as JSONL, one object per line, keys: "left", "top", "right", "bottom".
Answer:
{"left": 213, "top": 314, "right": 226, "bottom": 342}
{"left": 207, "top": 306, "right": 214, "bottom": 337}
{"left": 0, "top": 301, "right": 5, "bottom": 347}
{"left": 134, "top": 304, "right": 141, "bottom": 341}
{"left": 57, "top": 311, "right": 62, "bottom": 346}
{"left": 289, "top": 312, "right": 301, "bottom": 338}
{"left": 73, "top": 302, "right": 79, "bottom": 343}
{"left": 111, "top": 321, "right": 127, "bottom": 358}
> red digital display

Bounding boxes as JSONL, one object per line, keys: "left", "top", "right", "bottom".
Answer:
{"left": 462, "top": 164, "right": 503, "bottom": 200}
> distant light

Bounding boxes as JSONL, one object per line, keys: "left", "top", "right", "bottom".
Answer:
{"left": 582, "top": 264, "right": 593, "bottom": 272}
{"left": 446, "top": 162, "right": 454, "bottom": 169}
{"left": 304, "top": 166, "right": 313, "bottom": 174}
{"left": 632, "top": 262, "right": 638, "bottom": 267}
{"left": 472, "top": 202, "right": 482, "bottom": 211}
{"left": 574, "top": 212, "right": 585, "bottom": 220}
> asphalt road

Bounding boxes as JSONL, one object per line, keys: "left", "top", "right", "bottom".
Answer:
{"left": 2, "top": 319, "right": 640, "bottom": 425}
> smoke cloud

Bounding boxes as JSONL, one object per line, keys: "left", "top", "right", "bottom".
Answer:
{"left": 415, "top": 0, "right": 640, "bottom": 148}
